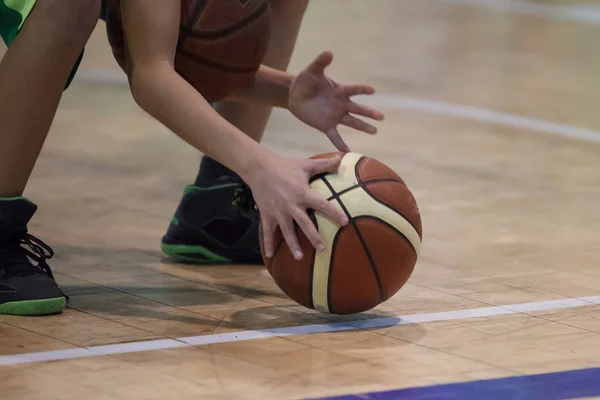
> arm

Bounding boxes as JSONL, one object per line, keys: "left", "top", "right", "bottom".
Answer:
{"left": 233, "top": 51, "right": 386, "bottom": 153}
{"left": 118, "top": 0, "right": 348, "bottom": 262}
{"left": 227, "top": 65, "right": 294, "bottom": 109}
{"left": 120, "top": 0, "right": 268, "bottom": 182}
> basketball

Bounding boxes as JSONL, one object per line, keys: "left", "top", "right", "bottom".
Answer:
{"left": 260, "top": 152, "right": 423, "bottom": 315}
{"left": 104, "top": 0, "right": 272, "bottom": 102}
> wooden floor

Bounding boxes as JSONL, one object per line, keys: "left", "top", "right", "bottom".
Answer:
{"left": 4, "top": 0, "right": 600, "bottom": 398}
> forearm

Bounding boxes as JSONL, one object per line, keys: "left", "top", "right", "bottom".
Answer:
{"left": 227, "top": 65, "right": 294, "bottom": 108}
{"left": 130, "top": 63, "right": 268, "bottom": 181}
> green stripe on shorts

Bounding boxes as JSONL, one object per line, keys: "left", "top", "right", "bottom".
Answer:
{"left": 0, "top": 0, "right": 36, "bottom": 45}
{"left": 0, "top": 0, "right": 109, "bottom": 89}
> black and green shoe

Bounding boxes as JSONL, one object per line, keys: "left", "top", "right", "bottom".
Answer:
{"left": 0, "top": 198, "right": 66, "bottom": 316}
{"left": 161, "top": 177, "right": 263, "bottom": 265}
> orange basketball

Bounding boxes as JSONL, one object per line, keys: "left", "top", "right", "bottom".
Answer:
{"left": 260, "top": 152, "right": 423, "bottom": 315}
{"left": 104, "top": 0, "right": 272, "bottom": 102}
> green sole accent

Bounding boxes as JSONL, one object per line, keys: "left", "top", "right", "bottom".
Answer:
{"left": 161, "top": 242, "right": 232, "bottom": 264}
{"left": 0, "top": 196, "right": 34, "bottom": 204}
{"left": 0, "top": 297, "right": 66, "bottom": 316}
{"left": 183, "top": 183, "right": 239, "bottom": 196}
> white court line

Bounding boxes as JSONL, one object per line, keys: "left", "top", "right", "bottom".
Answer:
{"left": 435, "top": 0, "right": 600, "bottom": 25}
{"left": 75, "top": 70, "right": 129, "bottom": 86}
{"left": 1, "top": 295, "right": 599, "bottom": 366}
{"left": 362, "top": 95, "right": 600, "bottom": 143}
{"left": 74, "top": 70, "right": 600, "bottom": 144}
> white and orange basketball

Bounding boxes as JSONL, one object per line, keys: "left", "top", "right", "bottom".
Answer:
{"left": 260, "top": 152, "right": 422, "bottom": 315}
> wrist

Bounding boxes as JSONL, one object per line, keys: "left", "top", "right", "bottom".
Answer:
{"left": 233, "top": 142, "right": 275, "bottom": 184}
{"left": 282, "top": 73, "right": 294, "bottom": 110}
{"left": 266, "top": 69, "right": 293, "bottom": 110}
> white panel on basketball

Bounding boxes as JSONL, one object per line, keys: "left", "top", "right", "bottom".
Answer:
{"left": 338, "top": 189, "right": 421, "bottom": 254}
{"left": 308, "top": 153, "right": 420, "bottom": 313}
{"left": 309, "top": 153, "right": 363, "bottom": 313}
{"left": 309, "top": 179, "right": 334, "bottom": 200}
{"left": 309, "top": 153, "right": 362, "bottom": 198}
{"left": 310, "top": 186, "right": 421, "bottom": 313}
{"left": 312, "top": 213, "right": 340, "bottom": 313}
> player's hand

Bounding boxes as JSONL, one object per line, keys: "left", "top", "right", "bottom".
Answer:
{"left": 288, "top": 51, "right": 385, "bottom": 153}
{"left": 247, "top": 153, "right": 349, "bottom": 260}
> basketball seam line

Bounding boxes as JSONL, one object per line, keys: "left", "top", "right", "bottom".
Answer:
{"left": 353, "top": 157, "right": 387, "bottom": 301}
{"left": 353, "top": 159, "right": 422, "bottom": 241}
{"left": 363, "top": 182, "right": 422, "bottom": 241}
{"left": 358, "top": 182, "right": 422, "bottom": 246}
{"left": 320, "top": 175, "right": 386, "bottom": 306}
{"left": 336, "top": 182, "right": 419, "bottom": 256}
{"left": 180, "top": 0, "right": 270, "bottom": 40}
{"left": 314, "top": 176, "right": 338, "bottom": 313}
{"left": 352, "top": 215, "right": 418, "bottom": 258}
{"left": 318, "top": 176, "right": 340, "bottom": 313}
{"left": 325, "top": 226, "right": 345, "bottom": 314}
{"left": 327, "top": 178, "right": 405, "bottom": 200}
{"left": 187, "top": 0, "right": 209, "bottom": 28}
{"left": 307, "top": 212, "right": 318, "bottom": 310}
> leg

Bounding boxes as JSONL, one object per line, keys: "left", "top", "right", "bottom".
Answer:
{"left": 0, "top": 0, "right": 101, "bottom": 316}
{"left": 162, "top": 0, "right": 310, "bottom": 264}
{"left": 195, "top": 0, "right": 310, "bottom": 185}
{"left": 214, "top": 0, "right": 310, "bottom": 143}
{"left": 0, "top": 0, "right": 101, "bottom": 196}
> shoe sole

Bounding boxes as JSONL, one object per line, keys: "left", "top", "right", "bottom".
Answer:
{"left": 161, "top": 242, "right": 233, "bottom": 264}
{"left": 0, "top": 297, "right": 66, "bottom": 316}
{"left": 161, "top": 242, "right": 264, "bottom": 265}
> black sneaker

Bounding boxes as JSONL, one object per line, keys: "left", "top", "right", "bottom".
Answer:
{"left": 0, "top": 198, "right": 66, "bottom": 316}
{"left": 161, "top": 177, "right": 263, "bottom": 264}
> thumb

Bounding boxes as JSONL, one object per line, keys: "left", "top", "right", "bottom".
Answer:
{"left": 306, "top": 51, "right": 334, "bottom": 76}
{"left": 305, "top": 155, "right": 342, "bottom": 177}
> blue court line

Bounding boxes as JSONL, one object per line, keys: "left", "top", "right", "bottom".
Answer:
{"left": 311, "top": 367, "right": 600, "bottom": 400}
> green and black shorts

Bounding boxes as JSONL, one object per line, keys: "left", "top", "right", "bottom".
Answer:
{"left": 0, "top": 0, "right": 108, "bottom": 89}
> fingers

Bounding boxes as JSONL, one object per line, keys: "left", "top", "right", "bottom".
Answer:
{"left": 276, "top": 211, "right": 304, "bottom": 260}
{"left": 305, "top": 192, "right": 348, "bottom": 226}
{"left": 307, "top": 51, "right": 334, "bottom": 76}
{"left": 263, "top": 156, "right": 352, "bottom": 260}
{"left": 339, "top": 84, "right": 375, "bottom": 97}
{"left": 348, "top": 101, "right": 385, "bottom": 121}
{"left": 304, "top": 155, "right": 342, "bottom": 177}
{"left": 325, "top": 127, "right": 352, "bottom": 153}
{"left": 278, "top": 203, "right": 345, "bottom": 261}
{"left": 292, "top": 208, "right": 324, "bottom": 252}
{"left": 303, "top": 157, "right": 349, "bottom": 227}
{"left": 342, "top": 114, "right": 378, "bottom": 135}
{"left": 261, "top": 217, "right": 276, "bottom": 258}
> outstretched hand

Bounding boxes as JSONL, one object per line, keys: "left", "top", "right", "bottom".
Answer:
{"left": 288, "top": 51, "right": 385, "bottom": 152}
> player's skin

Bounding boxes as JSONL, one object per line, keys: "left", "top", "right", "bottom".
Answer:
{"left": 214, "top": 0, "right": 310, "bottom": 145}
{"left": 0, "top": 0, "right": 384, "bottom": 261}
{"left": 123, "top": 0, "right": 385, "bottom": 260}
{"left": 0, "top": 0, "right": 102, "bottom": 197}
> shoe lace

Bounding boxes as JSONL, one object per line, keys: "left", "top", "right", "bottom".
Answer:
{"left": 0, "top": 233, "right": 56, "bottom": 280}
{"left": 231, "top": 182, "right": 257, "bottom": 214}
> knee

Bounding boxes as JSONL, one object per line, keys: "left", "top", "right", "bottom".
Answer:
{"left": 34, "top": 0, "right": 101, "bottom": 38}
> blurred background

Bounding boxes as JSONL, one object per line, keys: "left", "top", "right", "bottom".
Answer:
{"left": 2, "top": 0, "right": 600, "bottom": 258}
{"left": 3, "top": 1, "right": 600, "bottom": 399}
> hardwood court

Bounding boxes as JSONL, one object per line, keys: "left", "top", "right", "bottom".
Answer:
{"left": 3, "top": 0, "right": 600, "bottom": 398}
